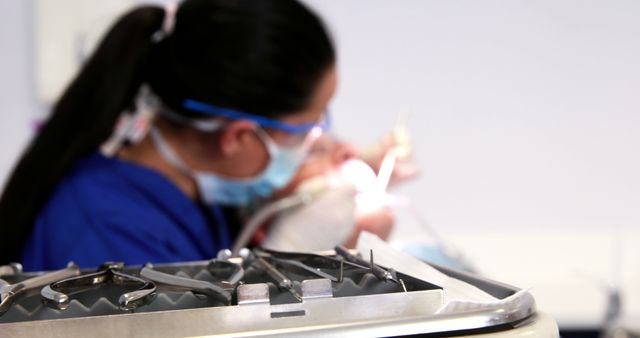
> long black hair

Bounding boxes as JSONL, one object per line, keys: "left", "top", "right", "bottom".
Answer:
{"left": 0, "top": 0, "right": 335, "bottom": 263}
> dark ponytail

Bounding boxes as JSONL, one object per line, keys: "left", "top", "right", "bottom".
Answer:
{"left": 0, "top": 0, "right": 335, "bottom": 263}
{"left": 0, "top": 6, "right": 166, "bottom": 262}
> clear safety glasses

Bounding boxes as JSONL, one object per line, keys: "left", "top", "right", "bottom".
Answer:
{"left": 159, "top": 99, "right": 331, "bottom": 151}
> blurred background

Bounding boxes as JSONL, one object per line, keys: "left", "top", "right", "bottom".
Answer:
{"left": 1, "top": 0, "right": 639, "bottom": 336}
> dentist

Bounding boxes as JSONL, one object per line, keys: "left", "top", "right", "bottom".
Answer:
{"left": 0, "top": 0, "right": 337, "bottom": 270}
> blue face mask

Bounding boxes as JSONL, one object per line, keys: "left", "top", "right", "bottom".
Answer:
{"left": 151, "top": 100, "right": 330, "bottom": 206}
{"left": 150, "top": 128, "right": 308, "bottom": 205}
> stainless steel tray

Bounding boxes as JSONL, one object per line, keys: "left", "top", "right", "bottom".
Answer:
{"left": 0, "top": 256, "right": 549, "bottom": 337}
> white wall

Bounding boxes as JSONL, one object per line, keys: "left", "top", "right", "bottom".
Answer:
{"left": 0, "top": 0, "right": 38, "bottom": 187}
{"left": 305, "top": 0, "right": 640, "bottom": 232}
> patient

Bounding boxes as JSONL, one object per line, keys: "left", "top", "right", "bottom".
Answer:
{"left": 258, "top": 131, "right": 416, "bottom": 251}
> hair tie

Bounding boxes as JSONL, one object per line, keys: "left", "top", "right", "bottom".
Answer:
{"left": 152, "top": 2, "right": 178, "bottom": 42}
{"left": 162, "top": 2, "right": 178, "bottom": 35}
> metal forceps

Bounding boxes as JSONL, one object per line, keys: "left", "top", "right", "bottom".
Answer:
{"left": 252, "top": 250, "right": 303, "bottom": 302}
{"left": 334, "top": 246, "right": 400, "bottom": 286}
{"left": 206, "top": 259, "right": 245, "bottom": 286}
{"left": 140, "top": 260, "right": 244, "bottom": 304}
{"left": 254, "top": 249, "right": 339, "bottom": 282}
{"left": 41, "top": 262, "right": 156, "bottom": 311}
{"left": 1, "top": 262, "right": 80, "bottom": 316}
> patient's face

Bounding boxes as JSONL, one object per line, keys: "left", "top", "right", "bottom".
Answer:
{"left": 272, "top": 134, "right": 395, "bottom": 247}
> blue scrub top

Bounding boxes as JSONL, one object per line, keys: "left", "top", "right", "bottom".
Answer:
{"left": 21, "top": 153, "right": 234, "bottom": 271}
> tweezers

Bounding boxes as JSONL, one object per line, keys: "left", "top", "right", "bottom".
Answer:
{"left": 140, "top": 264, "right": 233, "bottom": 303}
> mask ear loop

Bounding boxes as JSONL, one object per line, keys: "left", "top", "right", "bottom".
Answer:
{"left": 150, "top": 126, "right": 219, "bottom": 206}
{"left": 149, "top": 127, "right": 194, "bottom": 177}
{"left": 253, "top": 126, "right": 280, "bottom": 156}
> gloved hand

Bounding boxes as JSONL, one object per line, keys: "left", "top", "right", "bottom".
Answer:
{"left": 343, "top": 206, "right": 394, "bottom": 248}
{"left": 262, "top": 159, "right": 397, "bottom": 252}
{"left": 262, "top": 175, "right": 357, "bottom": 252}
{"left": 359, "top": 120, "right": 420, "bottom": 187}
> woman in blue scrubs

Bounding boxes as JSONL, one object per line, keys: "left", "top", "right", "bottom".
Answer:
{"left": 0, "top": 0, "right": 336, "bottom": 270}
